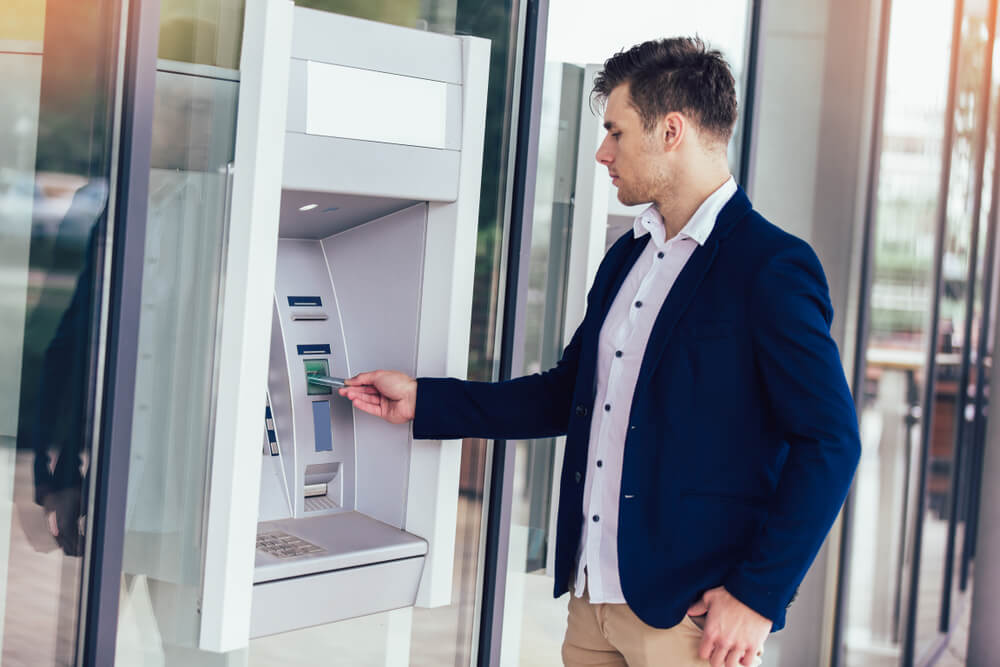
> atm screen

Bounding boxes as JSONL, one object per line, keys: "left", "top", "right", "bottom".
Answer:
{"left": 304, "top": 359, "right": 333, "bottom": 395}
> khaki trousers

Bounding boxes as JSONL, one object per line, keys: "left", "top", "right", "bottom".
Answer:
{"left": 562, "top": 583, "right": 706, "bottom": 667}
{"left": 561, "top": 582, "right": 764, "bottom": 667}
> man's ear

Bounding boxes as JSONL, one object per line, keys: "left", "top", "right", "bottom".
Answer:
{"left": 662, "top": 112, "right": 686, "bottom": 151}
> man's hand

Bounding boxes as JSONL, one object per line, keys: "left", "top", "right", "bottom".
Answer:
{"left": 43, "top": 487, "right": 85, "bottom": 556}
{"left": 338, "top": 370, "right": 417, "bottom": 424}
{"left": 687, "top": 586, "right": 771, "bottom": 667}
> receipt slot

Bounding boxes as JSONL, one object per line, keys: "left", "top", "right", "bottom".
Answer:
{"left": 170, "top": 2, "right": 489, "bottom": 652}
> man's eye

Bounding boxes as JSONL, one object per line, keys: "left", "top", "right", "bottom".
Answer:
{"left": 612, "top": 132, "right": 622, "bottom": 139}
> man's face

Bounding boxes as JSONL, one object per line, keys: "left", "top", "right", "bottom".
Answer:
{"left": 595, "top": 84, "right": 665, "bottom": 206}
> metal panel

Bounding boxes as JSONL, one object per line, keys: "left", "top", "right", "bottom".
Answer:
{"left": 321, "top": 205, "right": 427, "bottom": 529}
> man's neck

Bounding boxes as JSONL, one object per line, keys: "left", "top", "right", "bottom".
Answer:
{"left": 654, "top": 168, "right": 732, "bottom": 240}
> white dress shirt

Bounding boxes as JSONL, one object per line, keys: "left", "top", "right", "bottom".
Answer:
{"left": 573, "top": 176, "right": 738, "bottom": 604}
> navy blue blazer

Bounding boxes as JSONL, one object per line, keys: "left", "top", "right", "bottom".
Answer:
{"left": 414, "top": 187, "right": 861, "bottom": 631}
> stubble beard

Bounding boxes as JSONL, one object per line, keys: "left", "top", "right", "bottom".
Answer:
{"left": 616, "top": 174, "right": 656, "bottom": 207}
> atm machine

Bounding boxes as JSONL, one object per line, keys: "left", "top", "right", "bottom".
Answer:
{"left": 242, "top": 5, "right": 489, "bottom": 642}
{"left": 121, "top": 1, "right": 490, "bottom": 654}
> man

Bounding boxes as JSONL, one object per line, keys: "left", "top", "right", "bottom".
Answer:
{"left": 340, "top": 37, "right": 861, "bottom": 667}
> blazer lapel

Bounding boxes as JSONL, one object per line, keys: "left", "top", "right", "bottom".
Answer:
{"left": 594, "top": 235, "right": 649, "bottom": 324}
{"left": 634, "top": 188, "right": 753, "bottom": 389}
{"left": 636, "top": 240, "right": 719, "bottom": 387}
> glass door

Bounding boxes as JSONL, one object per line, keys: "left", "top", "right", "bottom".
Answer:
{"left": 0, "top": 0, "right": 127, "bottom": 664}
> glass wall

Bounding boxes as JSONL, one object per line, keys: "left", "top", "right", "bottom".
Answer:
{"left": 498, "top": 3, "right": 752, "bottom": 663}
{"left": 841, "top": 0, "right": 1000, "bottom": 664}
{"left": 113, "top": 53, "right": 242, "bottom": 666}
{"left": 0, "top": 0, "right": 125, "bottom": 664}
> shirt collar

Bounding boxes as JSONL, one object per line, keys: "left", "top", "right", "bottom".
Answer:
{"left": 632, "top": 176, "right": 738, "bottom": 248}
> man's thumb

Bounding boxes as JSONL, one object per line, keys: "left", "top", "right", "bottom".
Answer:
{"left": 686, "top": 598, "right": 709, "bottom": 616}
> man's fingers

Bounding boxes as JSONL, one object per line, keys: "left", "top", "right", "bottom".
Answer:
{"left": 339, "top": 386, "right": 379, "bottom": 399}
{"left": 740, "top": 646, "right": 759, "bottom": 667}
{"left": 340, "top": 389, "right": 379, "bottom": 403}
{"left": 345, "top": 392, "right": 382, "bottom": 409}
{"left": 350, "top": 399, "right": 384, "bottom": 419}
{"left": 687, "top": 599, "right": 708, "bottom": 616}
{"left": 725, "top": 646, "right": 747, "bottom": 667}
{"left": 699, "top": 635, "right": 717, "bottom": 662}
{"left": 708, "top": 642, "right": 727, "bottom": 667}
{"left": 346, "top": 370, "right": 381, "bottom": 386}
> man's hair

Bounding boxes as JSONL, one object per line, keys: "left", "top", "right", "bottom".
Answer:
{"left": 592, "top": 37, "right": 737, "bottom": 144}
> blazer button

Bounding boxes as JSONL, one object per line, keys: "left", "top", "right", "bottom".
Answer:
{"left": 575, "top": 404, "right": 588, "bottom": 417}
{"left": 575, "top": 471, "right": 582, "bottom": 483}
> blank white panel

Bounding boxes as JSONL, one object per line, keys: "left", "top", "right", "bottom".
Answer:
{"left": 306, "top": 61, "right": 448, "bottom": 149}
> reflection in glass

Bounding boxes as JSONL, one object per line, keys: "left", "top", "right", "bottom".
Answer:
{"left": 0, "top": 0, "right": 122, "bottom": 664}
{"left": 295, "top": 0, "right": 458, "bottom": 34}
{"left": 159, "top": 0, "right": 246, "bottom": 69}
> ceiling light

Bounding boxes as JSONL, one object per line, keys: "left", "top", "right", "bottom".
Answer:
{"left": 299, "top": 204, "right": 318, "bottom": 211}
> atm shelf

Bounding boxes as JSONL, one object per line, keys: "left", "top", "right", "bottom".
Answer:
{"left": 253, "top": 511, "right": 427, "bottom": 584}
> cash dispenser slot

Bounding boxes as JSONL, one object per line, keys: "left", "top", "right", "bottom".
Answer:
{"left": 291, "top": 309, "right": 328, "bottom": 321}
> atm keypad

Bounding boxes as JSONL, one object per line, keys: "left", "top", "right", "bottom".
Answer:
{"left": 256, "top": 531, "right": 326, "bottom": 558}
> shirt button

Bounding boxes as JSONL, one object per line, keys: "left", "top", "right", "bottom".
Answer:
{"left": 657, "top": 251, "right": 664, "bottom": 259}
{"left": 592, "top": 515, "right": 600, "bottom": 522}
{"left": 615, "top": 350, "right": 623, "bottom": 358}
{"left": 634, "top": 300, "right": 643, "bottom": 308}
{"left": 604, "top": 403, "right": 611, "bottom": 411}
{"left": 596, "top": 460, "right": 603, "bottom": 468}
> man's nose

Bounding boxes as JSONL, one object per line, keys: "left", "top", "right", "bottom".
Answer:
{"left": 595, "top": 136, "right": 612, "bottom": 165}
{"left": 595, "top": 151, "right": 609, "bottom": 166}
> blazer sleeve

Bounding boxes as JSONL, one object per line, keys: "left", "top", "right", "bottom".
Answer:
{"left": 412, "top": 323, "right": 584, "bottom": 441}
{"left": 412, "top": 229, "right": 637, "bottom": 442}
{"left": 723, "top": 241, "right": 861, "bottom": 626}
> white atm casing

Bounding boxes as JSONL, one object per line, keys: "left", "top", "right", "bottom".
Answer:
{"left": 195, "top": 3, "right": 489, "bottom": 652}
